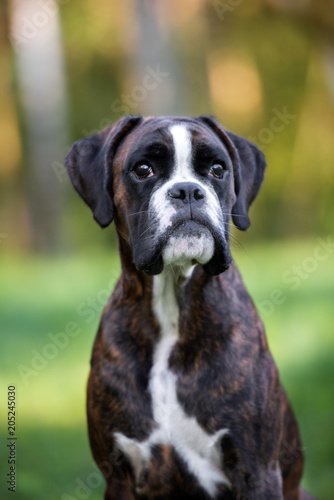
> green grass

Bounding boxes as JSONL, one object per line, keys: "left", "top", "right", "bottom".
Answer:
{"left": 0, "top": 240, "right": 333, "bottom": 499}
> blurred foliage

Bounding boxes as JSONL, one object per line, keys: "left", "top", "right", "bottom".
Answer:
{"left": 0, "top": 0, "right": 333, "bottom": 251}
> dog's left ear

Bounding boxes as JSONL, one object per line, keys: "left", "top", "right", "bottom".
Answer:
{"left": 65, "top": 115, "right": 143, "bottom": 227}
{"left": 198, "top": 116, "right": 266, "bottom": 231}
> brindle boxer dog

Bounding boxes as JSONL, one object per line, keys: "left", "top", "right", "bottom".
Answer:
{"left": 65, "top": 115, "right": 316, "bottom": 500}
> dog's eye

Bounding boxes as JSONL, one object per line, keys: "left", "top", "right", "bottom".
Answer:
{"left": 209, "top": 164, "right": 226, "bottom": 179}
{"left": 133, "top": 164, "right": 154, "bottom": 180}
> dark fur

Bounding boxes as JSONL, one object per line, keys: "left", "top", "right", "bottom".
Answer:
{"left": 65, "top": 115, "right": 316, "bottom": 500}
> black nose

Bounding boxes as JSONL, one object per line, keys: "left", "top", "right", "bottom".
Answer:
{"left": 168, "top": 182, "right": 205, "bottom": 207}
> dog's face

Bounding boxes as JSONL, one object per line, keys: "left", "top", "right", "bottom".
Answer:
{"left": 112, "top": 117, "right": 237, "bottom": 275}
{"left": 65, "top": 115, "right": 266, "bottom": 276}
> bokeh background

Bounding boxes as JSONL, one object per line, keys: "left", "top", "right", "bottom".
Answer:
{"left": 0, "top": 0, "right": 333, "bottom": 498}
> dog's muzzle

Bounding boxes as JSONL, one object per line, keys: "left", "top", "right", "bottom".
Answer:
{"left": 158, "top": 182, "right": 212, "bottom": 267}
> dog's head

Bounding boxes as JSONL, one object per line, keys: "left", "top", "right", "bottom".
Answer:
{"left": 65, "top": 115, "right": 266, "bottom": 276}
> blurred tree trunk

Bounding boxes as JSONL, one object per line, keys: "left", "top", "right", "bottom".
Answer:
{"left": 266, "top": 0, "right": 334, "bottom": 231}
{"left": 133, "top": 0, "right": 211, "bottom": 116}
{"left": 134, "top": 0, "right": 184, "bottom": 115}
{"left": 9, "top": 0, "right": 68, "bottom": 252}
{"left": 266, "top": 0, "right": 334, "bottom": 99}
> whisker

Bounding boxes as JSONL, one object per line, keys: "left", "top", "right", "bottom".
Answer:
{"left": 169, "top": 264, "right": 177, "bottom": 280}
{"left": 225, "top": 229, "right": 239, "bottom": 241}
{"left": 140, "top": 221, "right": 159, "bottom": 237}
{"left": 224, "top": 230, "right": 246, "bottom": 253}
{"left": 225, "top": 229, "right": 242, "bottom": 244}
{"left": 162, "top": 264, "right": 175, "bottom": 283}
{"left": 140, "top": 232, "right": 160, "bottom": 242}
{"left": 129, "top": 210, "right": 155, "bottom": 217}
{"left": 228, "top": 214, "right": 249, "bottom": 218}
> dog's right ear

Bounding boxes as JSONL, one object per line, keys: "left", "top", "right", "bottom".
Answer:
{"left": 198, "top": 115, "right": 266, "bottom": 231}
{"left": 65, "top": 115, "right": 143, "bottom": 227}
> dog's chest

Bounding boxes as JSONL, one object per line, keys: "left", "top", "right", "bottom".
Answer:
{"left": 114, "top": 271, "right": 231, "bottom": 497}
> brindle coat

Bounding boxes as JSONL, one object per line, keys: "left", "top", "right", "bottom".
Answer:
{"left": 65, "top": 115, "right": 316, "bottom": 500}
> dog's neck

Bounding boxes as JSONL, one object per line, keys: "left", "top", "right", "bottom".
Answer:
{"left": 116, "top": 232, "right": 258, "bottom": 344}
{"left": 117, "top": 234, "right": 204, "bottom": 298}
{"left": 152, "top": 268, "right": 180, "bottom": 342}
{"left": 116, "top": 234, "right": 210, "bottom": 324}
{"left": 114, "top": 235, "right": 258, "bottom": 368}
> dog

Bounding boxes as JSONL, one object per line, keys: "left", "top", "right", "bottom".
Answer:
{"left": 65, "top": 115, "right": 316, "bottom": 500}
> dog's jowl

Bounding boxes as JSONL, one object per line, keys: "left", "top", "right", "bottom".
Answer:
{"left": 65, "top": 116, "right": 316, "bottom": 500}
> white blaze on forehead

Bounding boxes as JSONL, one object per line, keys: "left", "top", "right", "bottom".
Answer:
{"left": 170, "top": 124, "right": 193, "bottom": 179}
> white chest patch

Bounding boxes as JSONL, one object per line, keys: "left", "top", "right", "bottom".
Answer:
{"left": 114, "top": 271, "right": 231, "bottom": 497}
